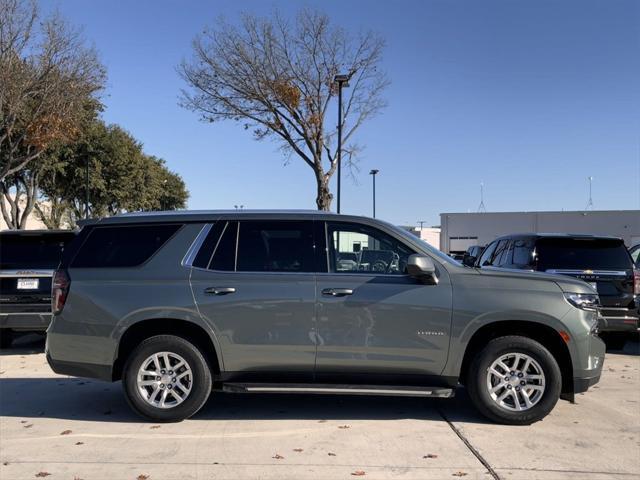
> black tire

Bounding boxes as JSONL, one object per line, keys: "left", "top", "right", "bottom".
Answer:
{"left": 0, "top": 329, "right": 13, "bottom": 349}
{"left": 122, "top": 335, "right": 212, "bottom": 422}
{"left": 466, "top": 335, "right": 562, "bottom": 425}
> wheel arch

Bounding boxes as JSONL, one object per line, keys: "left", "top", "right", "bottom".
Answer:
{"left": 458, "top": 320, "right": 574, "bottom": 396}
{"left": 112, "top": 318, "right": 222, "bottom": 381}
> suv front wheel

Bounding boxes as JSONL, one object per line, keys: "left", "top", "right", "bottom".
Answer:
{"left": 122, "top": 335, "right": 212, "bottom": 422}
{"left": 467, "top": 335, "right": 561, "bottom": 425}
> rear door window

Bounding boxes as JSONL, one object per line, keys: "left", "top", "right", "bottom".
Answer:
{"left": 192, "top": 221, "right": 237, "bottom": 271}
{"left": 536, "top": 238, "right": 632, "bottom": 271}
{"left": 71, "top": 224, "right": 182, "bottom": 268}
{"left": 236, "top": 221, "right": 315, "bottom": 273}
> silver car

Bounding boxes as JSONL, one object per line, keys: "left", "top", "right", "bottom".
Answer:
{"left": 46, "top": 210, "right": 605, "bottom": 424}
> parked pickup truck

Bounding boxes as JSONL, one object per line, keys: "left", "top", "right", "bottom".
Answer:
{"left": 0, "top": 230, "right": 76, "bottom": 348}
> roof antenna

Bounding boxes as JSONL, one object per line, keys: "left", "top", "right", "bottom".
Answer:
{"left": 477, "top": 182, "right": 486, "bottom": 213}
{"left": 585, "top": 176, "right": 594, "bottom": 211}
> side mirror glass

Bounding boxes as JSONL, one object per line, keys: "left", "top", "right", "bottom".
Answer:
{"left": 407, "top": 254, "right": 438, "bottom": 285}
{"left": 462, "top": 255, "right": 477, "bottom": 267}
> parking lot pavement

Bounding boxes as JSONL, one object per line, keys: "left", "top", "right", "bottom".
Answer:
{"left": 0, "top": 337, "right": 638, "bottom": 480}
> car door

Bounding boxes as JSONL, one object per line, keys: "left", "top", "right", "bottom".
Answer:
{"left": 189, "top": 219, "right": 318, "bottom": 382}
{"left": 314, "top": 220, "right": 453, "bottom": 382}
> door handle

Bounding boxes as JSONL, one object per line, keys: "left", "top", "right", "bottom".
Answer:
{"left": 321, "top": 288, "right": 354, "bottom": 297}
{"left": 204, "top": 287, "right": 236, "bottom": 295}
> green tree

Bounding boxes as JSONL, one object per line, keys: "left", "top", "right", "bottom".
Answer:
{"left": 36, "top": 120, "right": 188, "bottom": 228}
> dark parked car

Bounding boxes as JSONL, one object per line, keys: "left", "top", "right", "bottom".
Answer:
{"left": 46, "top": 211, "right": 604, "bottom": 424}
{"left": 475, "top": 234, "right": 639, "bottom": 344}
{"left": 0, "top": 230, "right": 76, "bottom": 348}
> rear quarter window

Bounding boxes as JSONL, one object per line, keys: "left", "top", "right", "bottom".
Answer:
{"left": 71, "top": 224, "right": 182, "bottom": 268}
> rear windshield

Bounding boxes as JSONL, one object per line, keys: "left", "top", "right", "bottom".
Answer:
{"left": 536, "top": 238, "right": 632, "bottom": 271}
{"left": 0, "top": 233, "right": 75, "bottom": 269}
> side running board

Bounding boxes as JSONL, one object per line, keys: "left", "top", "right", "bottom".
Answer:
{"left": 221, "top": 383, "right": 455, "bottom": 398}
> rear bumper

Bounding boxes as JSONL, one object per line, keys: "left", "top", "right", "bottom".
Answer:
{"left": 0, "top": 312, "right": 51, "bottom": 331}
{"left": 46, "top": 350, "right": 113, "bottom": 382}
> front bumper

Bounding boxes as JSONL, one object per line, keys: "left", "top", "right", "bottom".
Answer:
{"left": 572, "top": 332, "right": 606, "bottom": 394}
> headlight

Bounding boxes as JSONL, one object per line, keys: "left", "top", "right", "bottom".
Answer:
{"left": 564, "top": 292, "right": 600, "bottom": 311}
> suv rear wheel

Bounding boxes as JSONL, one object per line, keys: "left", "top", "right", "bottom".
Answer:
{"left": 122, "top": 335, "right": 212, "bottom": 422}
{"left": 466, "top": 335, "right": 561, "bottom": 425}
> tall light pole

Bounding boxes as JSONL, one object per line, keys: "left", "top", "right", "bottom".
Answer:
{"left": 369, "top": 169, "right": 379, "bottom": 218}
{"left": 334, "top": 73, "right": 351, "bottom": 214}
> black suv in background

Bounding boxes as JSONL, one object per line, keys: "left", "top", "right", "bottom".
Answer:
{"left": 0, "top": 230, "right": 76, "bottom": 348}
{"left": 474, "top": 234, "right": 639, "bottom": 346}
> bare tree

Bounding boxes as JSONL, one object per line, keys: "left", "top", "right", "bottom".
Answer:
{"left": 179, "top": 9, "right": 389, "bottom": 210}
{"left": 0, "top": 0, "right": 105, "bottom": 184}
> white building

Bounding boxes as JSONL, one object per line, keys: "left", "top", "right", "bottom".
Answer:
{"left": 440, "top": 210, "right": 640, "bottom": 254}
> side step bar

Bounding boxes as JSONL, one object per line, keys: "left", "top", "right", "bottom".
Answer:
{"left": 221, "top": 383, "right": 455, "bottom": 398}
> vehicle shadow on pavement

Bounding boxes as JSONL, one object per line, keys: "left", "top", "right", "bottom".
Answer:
{"left": 0, "top": 334, "right": 46, "bottom": 356}
{"left": 0, "top": 376, "right": 493, "bottom": 425}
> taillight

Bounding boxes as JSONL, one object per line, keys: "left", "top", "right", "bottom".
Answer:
{"left": 634, "top": 269, "right": 640, "bottom": 296}
{"left": 52, "top": 269, "right": 71, "bottom": 315}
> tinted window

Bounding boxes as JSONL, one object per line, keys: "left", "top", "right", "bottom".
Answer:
{"left": 210, "top": 221, "right": 237, "bottom": 271}
{"left": 327, "top": 222, "right": 415, "bottom": 274}
{"left": 71, "top": 224, "right": 181, "bottom": 268}
{"left": 192, "top": 222, "right": 226, "bottom": 269}
{"left": 236, "top": 221, "right": 315, "bottom": 272}
{"left": 512, "top": 239, "right": 534, "bottom": 267}
{"left": 536, "top": 238, "right": 632, "bottom": 271}
{"left": 0, "top": 233, "right": 75, "bottom": 269}
{"left": 192, "top": 221, "right": 238, "bottom": 271}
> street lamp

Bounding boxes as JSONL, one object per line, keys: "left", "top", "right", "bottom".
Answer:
{"left": 369, "top": 169, "right": 379, "bottom": 218}
{"left": 334, "top": 73, "right": 351, "bottom": 214}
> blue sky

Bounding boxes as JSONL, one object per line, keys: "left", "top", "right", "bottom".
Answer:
{"left": 41, "top": 0, "right": 640, "bottom": 226}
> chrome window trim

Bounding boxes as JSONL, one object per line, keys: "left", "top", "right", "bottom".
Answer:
{"left": 545, "top": 269, "right": 628, "bottom": 276}
{"left": 181, "top": 224, "right": 213, "bottom": 268}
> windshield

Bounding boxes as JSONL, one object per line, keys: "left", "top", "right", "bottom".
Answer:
{"left": 0, "top": 233, "right": 75, "bottom": 270}
{"left": 536, "top": 237, "right": 632, "bottom": 271}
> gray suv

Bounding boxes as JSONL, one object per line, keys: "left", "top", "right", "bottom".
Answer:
{"left": 46, "top": 210, "right": 605, "bottom": 424}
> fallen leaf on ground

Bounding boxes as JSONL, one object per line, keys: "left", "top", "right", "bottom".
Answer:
{"left": 149, "top": 425, "right": 161, "bottom": 429}
{"left": 35, "top": 473, "right": 51, "bottom": 478}
{"left": 338, "top": 425, "right": 350, "bottom": 429}
{"left": 73, "top": 477, "right": 84, "bottom": 480}
{"left": 423, "top": 454, "right": 438, "bottom": 459}
{"left": 23, "top": 424, "right": 33, "bottom": 428}
{"left": 20, "top": 420, "right": 27, "bottom": 423}
{"left": 75, "top": 442, "right": 84, "bottom": 445}
{"left": 327, "top": 452, "right": 337, "bottom": 456}
{"left": 2, "top": 462, "right": 8, "bottom": 466}
{"left": 318, "top": 419, "right": 327, "bottom": 423}
{"left": 136, "top": 475, "right": 149, "bottom": 480}
{"left": 293, "top": 448, "right": 303, "bottom": 452}
{"left": 351, "top": 471, "right": 366, "bottom": 476}
{"left": 452, "top": 472, "right": 468, "bottom": 477}
{"left": 60, "top": 430, "right": 72, "bottom": 435}
{"left": 272, "top": 454, "right": 284, "bottom": 460}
